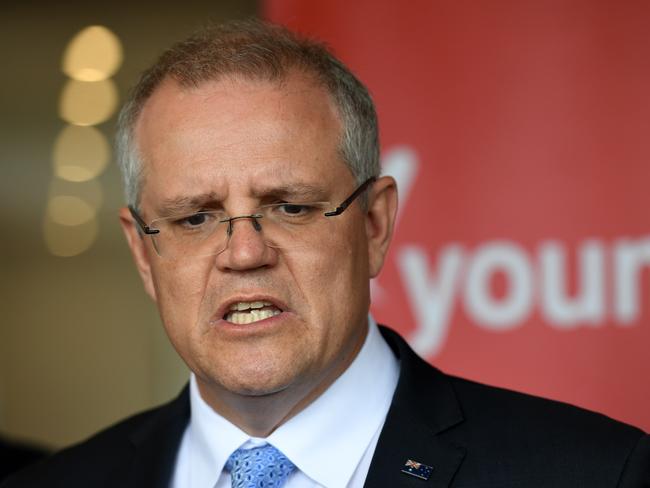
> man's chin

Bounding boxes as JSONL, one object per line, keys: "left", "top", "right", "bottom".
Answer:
{"left": 230, "top": 384, "right": 290, "bottom": 398}
{"left": 202, "top": 368, "right": 298, "bottom": 399}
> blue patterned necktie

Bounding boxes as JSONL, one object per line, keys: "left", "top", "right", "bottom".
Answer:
{"left": 226, "top": 444, "right": 296, "bottom": 488}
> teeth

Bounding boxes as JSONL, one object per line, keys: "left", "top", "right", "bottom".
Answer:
{"left": 225, "top": 300, "right": 279, "bottom": 325}
{"left": 229, "top": 300, "right": 273, "bottom": 311}
{"left": 226, "top": 307, "right": 281, "bottom": 324}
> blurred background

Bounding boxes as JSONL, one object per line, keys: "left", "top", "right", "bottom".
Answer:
{"left": 1, "top": 0, "right": 649, "bottom": 461}
{"left": 0, "top": 0, "right": 256, "bottom": 451}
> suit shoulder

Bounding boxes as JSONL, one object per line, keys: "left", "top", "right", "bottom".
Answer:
{"left": 448, "top": 373, "right": 647, "bottom": 458}
{"left": 1, "top": 392, "right": 188, "bottom": 488}
{"left": 443, "top": 375, "right": 650, "bottom": 485}
{"left": 449, "top": 373, "right": 643, "bottom": 436}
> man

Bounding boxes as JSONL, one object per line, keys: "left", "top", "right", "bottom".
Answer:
{"left": 4, "top": 20, "right": 649, "bottom": 488}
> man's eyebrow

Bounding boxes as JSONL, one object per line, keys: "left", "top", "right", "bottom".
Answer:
{"left": 155, "top": 193, "right": 221, "bottom": 217}
{"left": 253, "top": 183, "right": 329, "bottom": 200}
{"left": 153, "top": 184, "right": 329, "bottom": 217}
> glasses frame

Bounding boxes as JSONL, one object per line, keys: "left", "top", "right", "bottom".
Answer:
{"left": 129, "top": 176, "right": 376, "bottom": 237}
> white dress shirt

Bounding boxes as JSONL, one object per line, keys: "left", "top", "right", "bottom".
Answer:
{"left": 170, "top": 317, "right": 400, "bottom": 488}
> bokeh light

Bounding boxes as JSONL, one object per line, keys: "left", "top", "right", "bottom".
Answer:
{"left": 53, "top": 125, "right": 110, "bottom": 182}
{"left": 46, "top": 25, "right": 123, "bottom": 257}
{"left": 59, "top": 79, "right": 118, "bottom": 126}
{"left": 48, "top": 178, "right": 104, "bottom": 210}
{"left": 62, "top": 25, "right": 123, "bottom": 82}
{"left": 47, "top": 195, "right": 96, "bottom": 226}
{"left": 43, "top": 215, "right": 99, "bottom": 257}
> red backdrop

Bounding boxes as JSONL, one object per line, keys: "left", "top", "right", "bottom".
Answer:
{"left": 265, "top": 0, "right": 650, "bottom": 432}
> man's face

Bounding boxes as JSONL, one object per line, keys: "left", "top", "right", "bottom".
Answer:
{"left": 121, "top": 73, "right": 395, "bottom": 410}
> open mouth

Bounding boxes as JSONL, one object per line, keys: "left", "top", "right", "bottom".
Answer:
{"left": 224, "top": 300, "right": 282, "bottom": 325}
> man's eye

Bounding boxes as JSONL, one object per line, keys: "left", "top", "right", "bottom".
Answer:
{"left": 177, "top": 213, "right": 210, "bottom": 227}
{"left": 276, "top": 203, "right": 324, "bottom": 218}
{"left": 280, "top": 204, "right": 310, "bottom": 215}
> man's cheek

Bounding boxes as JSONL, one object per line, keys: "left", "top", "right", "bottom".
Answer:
{"left": 154, "top": 269, "right": 200, "bottom": 320}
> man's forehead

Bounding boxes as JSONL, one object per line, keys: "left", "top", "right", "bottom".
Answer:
{"left": 139, "top": 70, "right": 336, "bottom": 118}
{"left": 134, "top": 73, "right": 342, "bottom": 158}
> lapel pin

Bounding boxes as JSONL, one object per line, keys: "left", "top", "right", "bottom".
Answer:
{"left": 401, "top": 459, "right": 433, "bottom": 480}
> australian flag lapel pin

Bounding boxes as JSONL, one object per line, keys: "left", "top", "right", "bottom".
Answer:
{"left": 401, "top": 459, "right": 434, "bottom": 480}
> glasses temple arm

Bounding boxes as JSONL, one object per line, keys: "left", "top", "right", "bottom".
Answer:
{"left": 323, "top": 177, "right": 377, "bottom": 217}
{"left": 128, "top": 206, "right": 160, "bottom": 235}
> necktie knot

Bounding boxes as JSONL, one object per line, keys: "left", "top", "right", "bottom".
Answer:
{"left": 226, "top": 444, "right": 296, "bottom": 488}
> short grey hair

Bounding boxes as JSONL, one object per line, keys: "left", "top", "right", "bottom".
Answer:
{"left": 115, "top": 20, "right": 380, "bottom": 209}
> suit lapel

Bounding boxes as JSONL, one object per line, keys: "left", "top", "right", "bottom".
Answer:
{"left": 125, "top": 386, "right": 190, "bottom": 488}
{"left": 364, "top": 327, "right": 466, "bottom": 488}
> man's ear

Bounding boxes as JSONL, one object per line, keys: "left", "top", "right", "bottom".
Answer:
{"left": 118, "top": 207, "right": 157, "bottom": 302}
{"left": 366, "top": 176, "right": 398, "bottom": 278}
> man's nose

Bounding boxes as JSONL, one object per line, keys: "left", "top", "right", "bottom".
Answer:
{"left": 216, "top": 215, "right": 277, "bottom": 271}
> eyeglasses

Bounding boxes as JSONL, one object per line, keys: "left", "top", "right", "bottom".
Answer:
{"left": 129, "top": 177, "right": 376, "bottom": 259}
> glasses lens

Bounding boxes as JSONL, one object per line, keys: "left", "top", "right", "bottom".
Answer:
{"left": 256, "top": 202, "right": 332, "bottom": 250}
{"left": 150, "top": 211, "right": 229, "bottom": 258}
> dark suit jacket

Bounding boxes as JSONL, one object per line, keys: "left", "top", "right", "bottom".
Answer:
{"left": 0, "top": 437, "right": 48, "bottom": 483}
{"left": 3, "top": 326, "right": 649, "bottom": 487}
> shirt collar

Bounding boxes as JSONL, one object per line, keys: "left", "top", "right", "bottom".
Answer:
{"left": 187, "top": 316, "right": 399, "bottom": 487}
{"left": 187, "top": 375, "right": 249, "bottom": 488}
